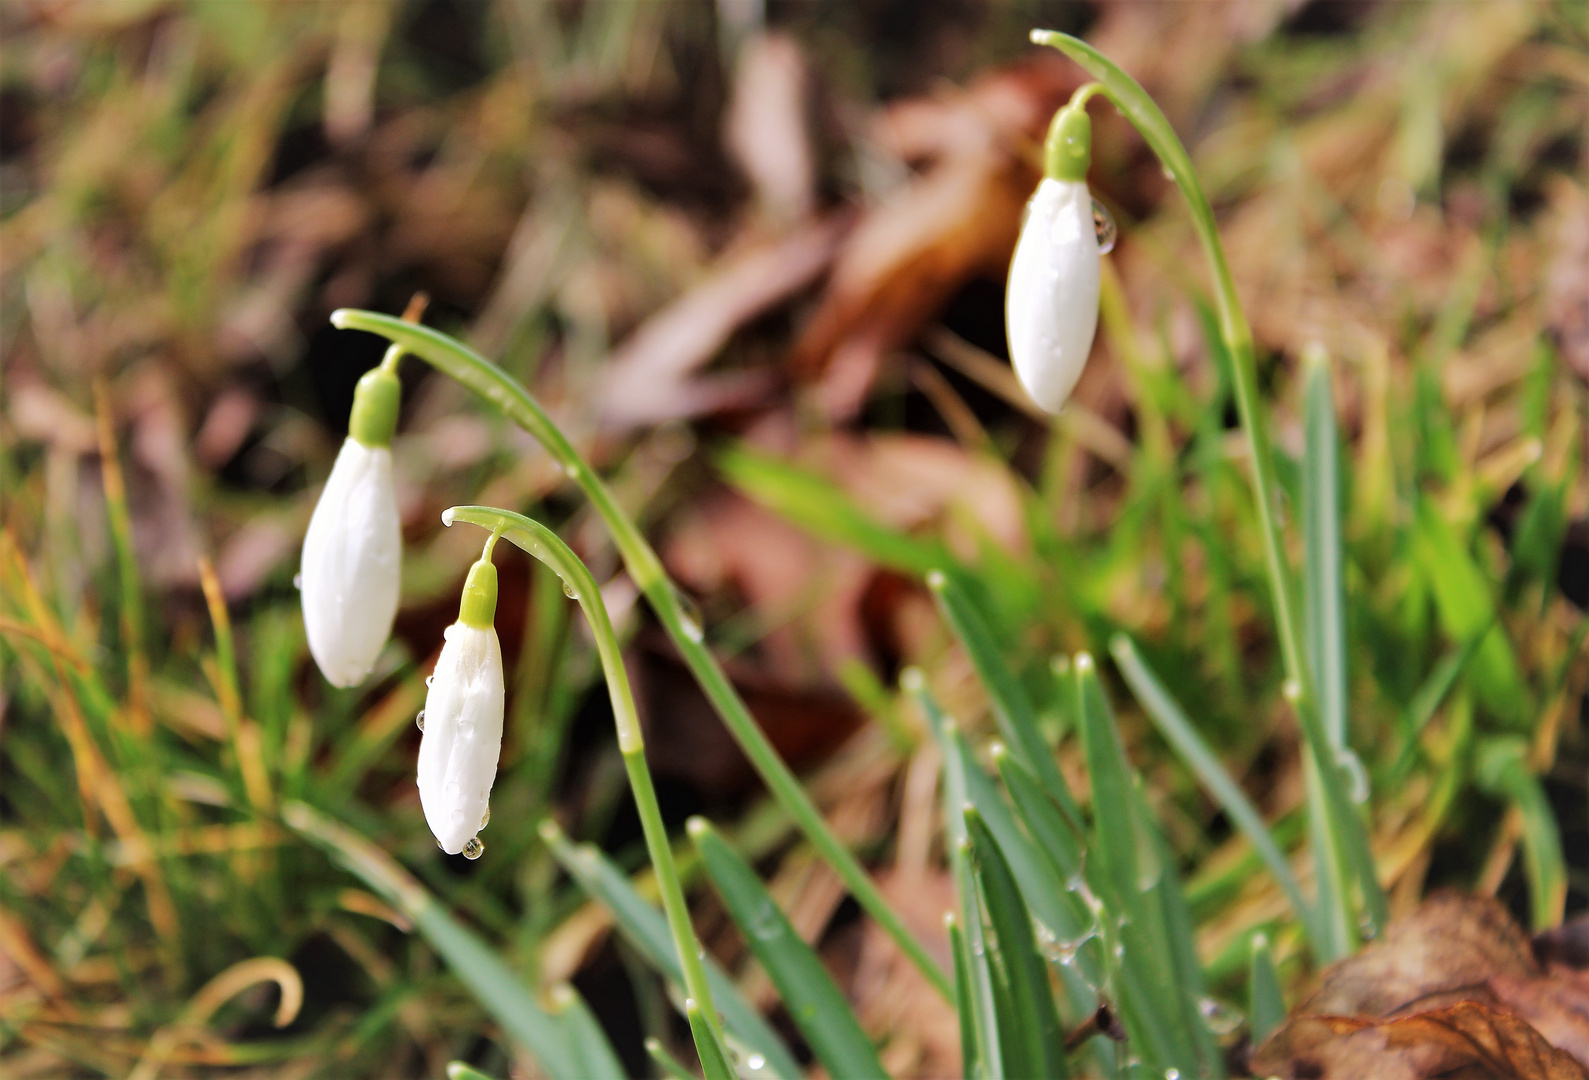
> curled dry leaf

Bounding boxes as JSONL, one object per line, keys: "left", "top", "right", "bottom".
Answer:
{"left": 1253, "top": 1000, "right": 1589, "bottom": 1080}
{"left": 1256, "top": 893, "right": 1589, "bottom": 1078}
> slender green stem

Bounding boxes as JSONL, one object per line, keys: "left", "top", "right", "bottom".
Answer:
{"left": 443, "top": 505, "right": 723, "bottom": 1047}
{"left": 1030, "top": 30, "right": 1386, "bottom": 940}
{"left": 332, "top": 309, "right": 953, "bottom": 1000}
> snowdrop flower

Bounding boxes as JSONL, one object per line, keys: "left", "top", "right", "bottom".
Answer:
{"left": 1006, "top": 98, "right": 1104, "bottom": 414}
{"left": 416, "top": 536, "right": 504, "bottom": 858}
{"left": 300, "top": 361, "right": 403, "bottom": 687}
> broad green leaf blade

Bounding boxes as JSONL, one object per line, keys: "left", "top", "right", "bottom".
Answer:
{"left": 1303, "top": 347, "right": 1349, "bottom": 751}
{"left": 550, "top": 983, "right": 628, "bottom": 1079}
{"left": 1475, "top": 737, "right": 1567, "bottom": 930}
{"left": 539, "top": 821, "right": 803, "bottom": 1080}
{"left": 282, "top": 803, "right": 579, "bottom": 1079}
{"left": 964, "top": 807, "right": 1069, "bottom": 1079}
{"left": 688, "top": 999, "right": 737, "bottom": 1080}
{"left": 1248, "top": 932, "right": 1285, "bottom": 1045}
{"left": 1110, "top": 634, "right": 1319, "bottom": 951}
{"left": 928, "top": 571, "right": 1083, "bottom": 830}
{"left": 687, "top": 817, "right": 887, "bottom": 1080}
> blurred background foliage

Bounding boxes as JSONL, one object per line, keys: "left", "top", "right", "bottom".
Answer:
{"left": 1, "top": 0, "right": 1586, "bottom": 1076}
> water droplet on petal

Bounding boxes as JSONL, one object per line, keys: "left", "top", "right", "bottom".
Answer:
{"left": 480, "top": 807, "right": 490, "bottom": 828}
{"left": 425, "top": 675, "right": 435, "bottom": 688}
{"left": 292, "top": 573, "right": 303, "bottom": 590}
{"left": 1092, "top": 197, "right": 1117, "bottom": 253}
{"left": 415, "top": 710, "right": 425, "bottom": 731}
{"left": 462, "top": 836, "right": 484, "bottom": 860}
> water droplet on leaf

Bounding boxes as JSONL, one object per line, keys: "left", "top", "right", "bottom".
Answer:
{"left": 1092, "top": 197, "right": 1117, "bottom": 253}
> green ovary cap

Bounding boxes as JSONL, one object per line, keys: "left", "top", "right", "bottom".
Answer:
{"left": 1043, "top": 104, "right": 1091, "bottom": 182}
{"left": 458, "top": 557, "right": 498, "bottom": 628}
{"left": 349, "top": 367, "right": 402, "bottom": 447}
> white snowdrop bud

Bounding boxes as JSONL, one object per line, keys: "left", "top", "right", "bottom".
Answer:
{"left": 1006, "top": 100, "right": 1103, "bottom": 414}
{"left": 300, "top": 365, "right": 403, "bottom": 687}
{"left": 417, "top": 543, "right": 504, "bottom": 858}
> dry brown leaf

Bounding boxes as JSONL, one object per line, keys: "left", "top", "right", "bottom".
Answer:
{"left": 1543, "top": 178, "right": 1589, "bottom": 384}
{"left": 599, "top": 216, "right": 848, "bottom": 431}
{"left": 1303, "top": 891, "right": 1539, "bottom": 1018}
{"left": 724, "top": 32, "right": 815, "bottom": 225}
{"left": 1253, "top": 1001, "right": 1589, "bottom": 1080}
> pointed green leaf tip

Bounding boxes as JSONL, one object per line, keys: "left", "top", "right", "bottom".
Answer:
{"left": 349, "top": 366, "right": 401, "bottom": 447}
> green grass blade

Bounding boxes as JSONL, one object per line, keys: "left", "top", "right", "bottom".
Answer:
{"left": 446, "top": 1064, "right": 499, "bottom": 1080}
{"left": 1302, "top": 346, "right": 1349, "bottom": 750}
{"left": 687, "top": 817, "right": 887, "bottom": 1080}
{"left": 718, "top": 444, "right": 953, "bottom": 577}
{"left": 1248, "top": 932, "right": 1284, "bottom": 1045}
{"left": 1475, "top": 737, "right": 1567, "bottom": 930}
{"left": 687, "top": 999, "right": 737, "bottom": 1080}
{"left": 539, "top": 821, "right": 802, "bottom": 1080}
{"left": 646, "top": 1037, "right": 697, "bottom": 1080}
{"left": 282, "top": 803, "right": 579, "bottom": 1079}
{"left": 964, "top": 807, "right": 1069, "bottom": 1079}
{"left": 1391, "top": 628, "right": 1491, "bottom": 779}
{"left": 927, "top": 570, "right": 1083, "bottom": 830}
{"left": 1073, "top": 654, "right": 1208, "bottom": 1076}
{"left": 946, "top": 914, "right": 981, "bottom": 1080}
{"left": 951, "top": 835, "right": 1005, "bottom": 1080}
{"left": 1110, "top": 634, "right": 1319, "bottom": 951}
{"left": 330, "top": 310, "right": 949, "bottom": 1004}
{"left": 550, "top": 983, "right": 628, "bottom": 1079}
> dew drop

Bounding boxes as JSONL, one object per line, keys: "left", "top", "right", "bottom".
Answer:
{"left": 480, "top": 806, "right": 491, "bottom": 829}
{"left": 1091, "top": 197, "right": 1117, "bottom": 253}
{"left": 462, "top": 836, "right": 484, "bottom": 860}
{"left": 562, "top": 579, "right": 577, "bottom": 599}
{"left": 415, "top": 710, "right": 425, "bottom": 731}
{"left": 425, "top": 675, "right": 435, "bottom": 688}
{"left": 451, "top": 808, "right": 465, "bottom": 823}
{"left": 678, "top": 613, "right": 704, "bottom": 643}
{"left": 1198, "top": 996, "right": 1243, "bottom": 1036}
{"left": 745, "top": 1053, "right": 766, "bottom": 1072}
{"left": 747, "top": 900, "right": 783, "bottom": 941}
{"left": 292, "top": 573, "right": 303, "bottom": 590}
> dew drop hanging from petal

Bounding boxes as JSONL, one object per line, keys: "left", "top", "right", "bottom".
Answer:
{"left": 1092, "top": 197, "right": 1117, "bottom": 253}
{"left": 462, "top": 836, "right": 484, "bottom": 860}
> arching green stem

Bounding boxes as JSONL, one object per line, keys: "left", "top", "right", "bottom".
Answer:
{"left": 443, "top": 504, "right": 728, "bottom": 1055}
{"left": 330, "top": 309, "right": 953, "bottom": 1000}
{"left": 1029, "top": 30, "right": 1386, "bottom": 948}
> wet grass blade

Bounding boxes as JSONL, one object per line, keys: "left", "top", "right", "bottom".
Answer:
{"left": 539, "top": 820, "right": 802, "bottom": 1080}
{"left": 946, "top": 914, "right": 980, "bottom": 1080}
{"left": 1110, "top": 633, "right": 1319, "bottom": 951}
{"left": 687, "top": 817, "right": 887, "bottom": 1080}
{"left": 927, "top": 570, "right": 1083, "bottom": 830}
{"left": 964, "top": 807, "right": 1069, "bottom": 1079}
{"left": 282, "top": 803, "right": 579, "bottom": 1079}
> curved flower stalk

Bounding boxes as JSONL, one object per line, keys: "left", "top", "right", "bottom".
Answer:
{"left": 1006, "top": 91, "right": 1104, "bottom": 413}
{"left": 417, "top": 532, "right": 506, "bottom": 857}
{"left": 440, "top": 504, "right": 733, "bottom": 1068}
{"left": 300, "top": 353, "right": 404, "bottom": 687}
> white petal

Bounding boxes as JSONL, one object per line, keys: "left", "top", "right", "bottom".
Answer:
{"left": 300, "top": 438, "right": 401, "bottom": 687}
{"left": 1005, "top": 178, "right": 1101, "bottom": 414}
{"left": 416, "top": 622, "right": 505, "bottom": 855}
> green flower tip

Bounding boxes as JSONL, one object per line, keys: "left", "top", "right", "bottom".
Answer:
{"left": 349, "top": 366, "right": 401, "bottom": 447}
{"left": 1044, "top": 101, "right": 1092, "bottom": 182}
{"left": 458, "top": 555, "right": 499, "bottom": 629}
